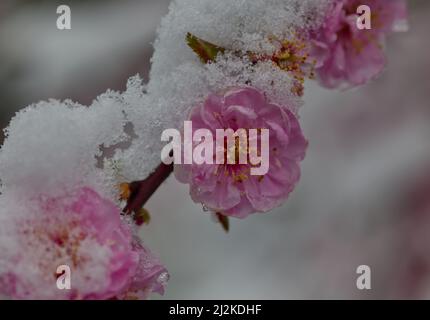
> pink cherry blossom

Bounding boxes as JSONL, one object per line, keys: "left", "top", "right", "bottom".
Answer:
{"left": 117, "top": 238, "right": 169, "bottom": 300}
{"left": 310, "top": 0, "right": 408, "bottom": 88}
{"left": 175, "top": 87, "right": 308, "bottom": 219}
{"left": 0, "top": 187, "right": 168, "bottom": 300}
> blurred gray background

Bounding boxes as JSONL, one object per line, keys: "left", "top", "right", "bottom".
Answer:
{"left": 1, "top": 0, "right": 429, "bottom": 299}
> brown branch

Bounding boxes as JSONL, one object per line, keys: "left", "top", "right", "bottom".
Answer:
{"left": 123, "top": 162, "right": 173, "bottom": 214}
{"left": 122, "top": 157, "right": 230, "bottom": 233}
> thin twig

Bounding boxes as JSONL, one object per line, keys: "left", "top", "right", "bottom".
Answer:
{"left": 123, "top": 162, "right": 174, "bottom": 214}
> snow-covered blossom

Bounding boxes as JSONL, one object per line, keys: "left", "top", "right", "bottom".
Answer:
{"left": 0, "top": 187, "right": 168, "bottom": 300}
{"left": 310, "top": 0, "right": 408, "bottom": 88}
{"left": 175, "top": 87, "right": 308, "bottom": 218}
